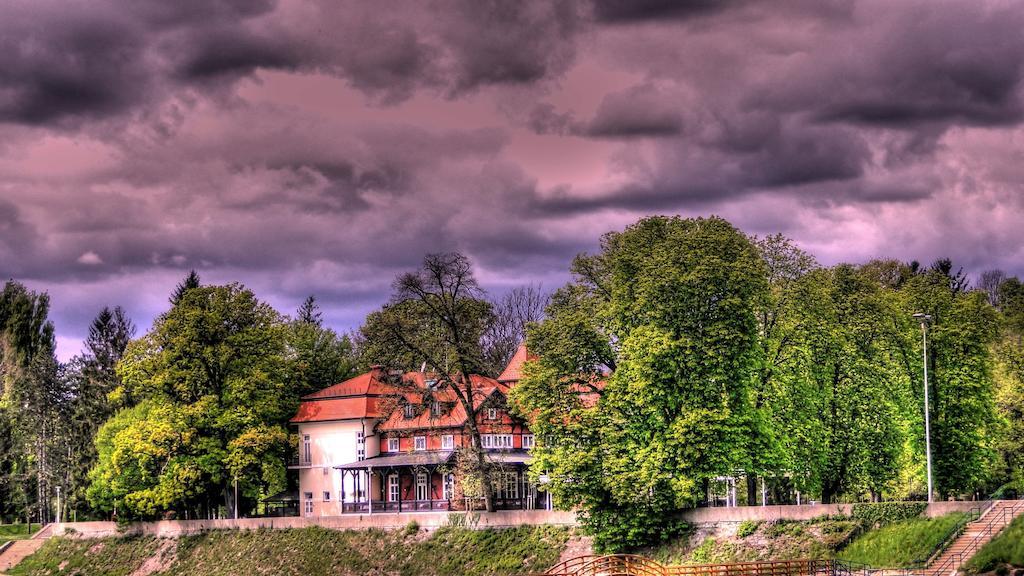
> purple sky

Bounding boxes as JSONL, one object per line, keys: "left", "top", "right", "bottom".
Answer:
{"left": 3, "top": 0, "right": 1024, "bottom": 360}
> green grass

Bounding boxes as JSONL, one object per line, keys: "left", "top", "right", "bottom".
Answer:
{"left": 837, "top": 512, "right": 968, "bottom": 568}
{"left": 0, "top": 523, "right": 37, "bottom": 544}
{"left": 8, "top": 525, "right": 570, "bottom": 576}
{"left": 964, "top": 514, "right": 1024, "bottom": 574}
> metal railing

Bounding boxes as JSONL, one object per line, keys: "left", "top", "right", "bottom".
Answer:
{"left": 921, "top": 500, "right": 1024, "bottom": 576}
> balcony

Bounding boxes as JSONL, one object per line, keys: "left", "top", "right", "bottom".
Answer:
{"left": 287, "top": 456, "right": 314, "bottom": 469}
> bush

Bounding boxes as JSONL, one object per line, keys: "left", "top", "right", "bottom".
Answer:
{"left": 737, "top": 521, "right": 760, "bottom": 538}
{"left": 404, "top": 520, "right": 420, "bottom": 536}
{"left": 764, "top": 520, "right": 804, "bottom": 538}
{"left": 851, "top": 502, "right": 927, "bottom": 528}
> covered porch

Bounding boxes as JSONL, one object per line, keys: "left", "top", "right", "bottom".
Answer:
{"left": 334, "top": 451, "right": 543, "bottom": 513}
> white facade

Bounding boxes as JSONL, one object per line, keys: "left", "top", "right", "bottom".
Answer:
{"left": 295, "top": 419, "right": 381, "bottom": 517}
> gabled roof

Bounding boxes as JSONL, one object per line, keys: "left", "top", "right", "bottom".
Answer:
{"left": 300, "top": 367, "right": 392, "bottom": 400}
{"left": 378, "top": 375, "right": 507, "bottom": 432}
{"left": 497, "top": 343, "right": 535, "bottom": 383}
{"left": 290, "top": 396, "right": 384, "bottom": 423}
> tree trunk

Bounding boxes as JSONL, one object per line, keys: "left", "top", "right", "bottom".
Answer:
{"left": 747, "top": 475, "right": 757, "bottom": 506}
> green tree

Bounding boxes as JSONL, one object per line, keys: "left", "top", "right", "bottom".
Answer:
{"left": 791, "top": 266, "right": 909, "bottom": 503}
{"left": 901, "top": 268, "right": 999, "bottom": 498}
{"left": 288, "top": 296, "right": 357, "bottom": 398}
{"left": 0, "top": 281, "right": 61, "bottom": 524}
{"left": 64, "top": 307, "right": 135, "bottom": 518}
{"left": 512, "top": 216, "right": 766, "bottom": 551}
{"left": 89, "top": 284, "right": 293, "bottom": 518}
{"left": 360, "top": 253, "right": 501, "bottom": 511}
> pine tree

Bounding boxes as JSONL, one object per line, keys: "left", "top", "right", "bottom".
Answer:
{"left": 170, "top": 270, "right": 201, "bottom": 305}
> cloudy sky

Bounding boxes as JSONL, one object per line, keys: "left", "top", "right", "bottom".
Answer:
{"left": 3, "top": 0, "right": 1024, "bottom": 359}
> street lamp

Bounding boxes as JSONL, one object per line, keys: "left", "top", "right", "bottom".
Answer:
{"left": 913, "top": 313, "right": 934, "bottom": 503}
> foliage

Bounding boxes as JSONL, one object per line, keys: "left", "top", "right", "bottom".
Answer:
{"left": 9, "top": 526, "right": 570, "bottom": 576}
{"left": 736, "top": 520, "right": 760, "bottom": 538}
{"left": 0, "top": 281, "right": 61, "bottom": 524}
{"left": 964, "top": 514, "right": 1024, "bottom": 574}
{"left": 360, "top": 253, "right": 506, "bottom": 511}
{"left": 287, "top": 296, "right": 358, "bottom": 398}
{"left": 512, "top": 216, "right": 767, "bottom": 551}
{"left": 87, "top": 284, "right": 294, "bottom": 519}
{"left": 901, "top": 270, "right": 1000, "bottom": 497}
{"left": 837, "top": 512, "right": 969, "bottom": 568}
{"left": 850, "top": 502, "right": 927, "bottom": 528}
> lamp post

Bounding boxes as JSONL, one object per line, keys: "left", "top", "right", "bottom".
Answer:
{"left": 913, "top": 313, "right": 934, "bottom": 503}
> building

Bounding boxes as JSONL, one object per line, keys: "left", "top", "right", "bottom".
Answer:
{"left": 289, "top": 347, "right": 542, "bottom": 517}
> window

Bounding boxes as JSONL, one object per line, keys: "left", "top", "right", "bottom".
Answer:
{"left": 443, "top": 473, "right": 455, "bottom": 500}
{"left": 323, "top": 491, "right": 331, "bottom": 502}
{"left": 495, "top": 473, "right": 519, "bottom": 500}
{"left": 387, "top": 437, "right": 400, "bottom": 452}
{"left": 304, "top": 492, "right": 314, "bottom": 515}
{"left": 357, "top": 430, "right": 365, "bottom": 461}
{"left": 302, "top": 435, "right": 311, "bottom": 464}
{"left": 487, "top": 408, "right": 497, "bottom": 420}
{"left": 481, "top": 434, "right": 513, "bottom": 449}
{"left": 441, "top": 434, "right": 454, "bottom": 450}
{"left": 506, "top": 473, "right": 519, "bottom": 499}
{"left": 522, "top": 435, "right": 535, "bottom": 450}
{"left": 414, "top": 436, "right": 426, "bottom": 451}
{"left": 416, "top": 471, "right": 428, "bottom": 501}
{"left": 431, "top": 400, "right": 441, "bottom": 416}
{"left": 388, "top": 474, "right": 399, "bottom": 502}
{"left": 404, "top": 404, "right": 416, "bottom": 418}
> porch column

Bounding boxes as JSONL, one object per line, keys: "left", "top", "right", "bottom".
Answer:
{"left": 367, "top": 466, "right": 373, "bottom": 515}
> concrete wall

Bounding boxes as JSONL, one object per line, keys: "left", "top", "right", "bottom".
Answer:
{"left": 52, "top": 509, "right": 578, "bottom": 539}
{"left": 681, "top": 501, "right": 992, "bottom": 524}
{"left": 51, "top": 501, "right": 991, "bottom": 539}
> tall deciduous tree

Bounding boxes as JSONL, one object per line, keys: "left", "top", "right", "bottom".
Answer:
{"left": 0, "top": 281, "right": 61, "bottom": 524}
{"left": 88, "top": 284, "right": 293, "bottom": 519}
{"left": 901, "top": 267, "right": 999, "bottom": 498}
{"left": 512, "top": 216, "right": 766, "bottom": 551}
{"left": 360, "top": 253, "right": 501, "bottom": 511}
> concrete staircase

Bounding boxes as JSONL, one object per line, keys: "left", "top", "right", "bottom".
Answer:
{"left": 0, "top": 524, "right": 53, "bottom": 574}
{"left": 922, "top": 500, "right": 1024, "bottom": 576}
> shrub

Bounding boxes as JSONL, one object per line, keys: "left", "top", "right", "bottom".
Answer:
{"left": 404, "top": 520, "right": 420, "bottom": 536}
{"left": 737, "top": 520, "right": 760, "bottom": 538}
{"left": 851, "top": 502, "right": 927, "bottom": 528}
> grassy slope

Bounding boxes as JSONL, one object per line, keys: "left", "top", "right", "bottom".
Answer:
{"left": 837, "top": 512, "right": 968, "bottom": 568}
{"left": 643, "top": 518, "right": 861, "bottom": 564}
{"left": 9, "top": 525, "right": 569, "bottom": 576}
{"left": 0, "top": 524, "right": 36, "bottom": 545}
{"left": 965, "top": 515, "right": 1024, "bottom": 574}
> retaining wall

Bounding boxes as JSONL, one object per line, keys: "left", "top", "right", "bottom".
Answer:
{"left": 53, "top": 509, "right": 577, "bottom": 539}
{"left": 681, "top": 501, "right": 990, "bottom": 524}
{"left": 52, "top": 501, "right": 991, "bottom": 538}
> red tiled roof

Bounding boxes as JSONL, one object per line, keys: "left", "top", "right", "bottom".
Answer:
{"left": 379, "top": 374, "right": 506, "bottom": 431}
{"left": 290, "top": 396, "right": 384, "bottom": 423}
{"left": 497, "top": 343, "right": 535, "bottom": 383}
{"left": 301, "top": 367, "right": 393, "bottom": 400}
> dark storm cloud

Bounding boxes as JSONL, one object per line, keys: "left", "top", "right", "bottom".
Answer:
{"left": 753, "top": 1, "right": 1024, "bottom": 131}
{"left": 6, "top": 0, "right": 1024, "bottom": 359}
{"left": 590, "top": 0, "right": 734, "bottom": 23}
{"left": 0, "top": 6, "right": 148, "bottom": 125}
